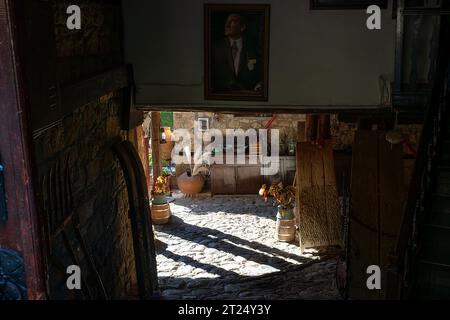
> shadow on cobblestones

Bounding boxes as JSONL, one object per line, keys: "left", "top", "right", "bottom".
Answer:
{"left": 159, "top": 248, "right": 239, "bottom": 278}
{"left": 153, "top": 195, "right": 341, "bottom": 299}
{"left": 159, "top": 216, "right": 312, "bottom": 269}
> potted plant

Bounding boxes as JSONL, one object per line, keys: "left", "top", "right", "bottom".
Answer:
{"left": 177, "top": 159, "right": 209, "bottom": 196}
{"left": 162, "top": 167, "right": 172, "bottom": 195}
{"left": 259, "top": 182, "right": 296, "bottom": 241}
{"left": 151, "top": 176, "right": 171, "bottom": 224}
{"left": 152, "top": 176, "right": 169, "bottom": 204}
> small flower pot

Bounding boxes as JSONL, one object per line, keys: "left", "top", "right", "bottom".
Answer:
{"left": 152, "top": 194, "right": 167, "bottom": 205}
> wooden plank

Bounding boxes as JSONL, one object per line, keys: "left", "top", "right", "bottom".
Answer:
{"left": 236, "top": 166, "right": 262, "bottom": 194}
{"left": 0, "top": 0, "right": 47, "bottom": 299}
{"left": 60, "top": 66, "right": 130, "bottom": 116}
{"left": 112, "top": 141, "right": 158, "bottom": 299}
{"left": 297, "top": 121, "right": 306, "bottom": 143}
{"left": 17, "top": 0, "right": 61, "bottom": 136}
{"left": 305, "top": 114, "right": 318, "bottom": 142}
{"left": 150, "top": 112, "right": 161, "bottom": 181}
{"left": 318, "top": 114, "right": 331, "bottom": 142}
{"left": 211, "top": 166, "right": 236, "bottom": 195}
{"left": 378, "top": 132, "right": 405, "bottom": 298}
{"left": 349, "top": 130, "right": 380, "bottom": 300}
{"left": 296, "top": 140, "right": 341, "bottom": 251}
{"left": 322, "top": 140, "right": 342, "bottom": 247}
{"left": 348, "top": 130, "right": 405, "bottom": 299}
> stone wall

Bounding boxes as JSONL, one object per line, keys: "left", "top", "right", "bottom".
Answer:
{"left": 173, "top": 112, "right": 305, "bottom": 153}
{"left": 173, "top": 112, "right": 422, "bottom": 153}
{"left": 31, "top": 0, "right": 137, "bottom": 299}
{"left": 54, "top": 0, "right": 123, "bottom": 83}
{"left": 34, "top": 93, "right": 136, "bottom": 299}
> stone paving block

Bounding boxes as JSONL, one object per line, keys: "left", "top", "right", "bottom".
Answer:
{"left": 154, "top": 194, "right": 341, "bottom": 300}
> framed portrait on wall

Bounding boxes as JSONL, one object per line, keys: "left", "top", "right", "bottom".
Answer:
{"left": 204, "top": 4, "right": 270, "bottom": 101}
{"left": 310, "top": 0, "right": 388, "bottom": 9}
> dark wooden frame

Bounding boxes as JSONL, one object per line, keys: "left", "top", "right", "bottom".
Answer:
{"left": 204, "top": 4, "right": 270, "bottom": 101}
{"left": 0, "top": 0, "right": 47, "bottom": 299}
{"left": 310, "top": 0, "right": 388, "bottom": 9}
{"left": 111, "top": 141, "right": 158, "bottom": 299}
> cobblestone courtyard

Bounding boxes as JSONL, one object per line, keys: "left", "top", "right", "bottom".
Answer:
{"left": 154, "top": 194, "right": 342, "bottom": 300}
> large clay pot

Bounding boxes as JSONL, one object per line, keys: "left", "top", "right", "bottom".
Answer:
{"left": 177, "top": 171, "right": 205, "bottom": 195}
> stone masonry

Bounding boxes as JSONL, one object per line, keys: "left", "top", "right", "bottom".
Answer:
{"left": 32, "top": 0, "right": 137, "bottom": 299}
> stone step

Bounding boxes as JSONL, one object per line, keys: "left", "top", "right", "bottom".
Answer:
{"left": 416, "top": 260, "right": 450, "bottom": 299}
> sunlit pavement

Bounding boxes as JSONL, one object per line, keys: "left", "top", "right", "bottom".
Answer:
{"left": 153, "top": 193, "right": 341, "bottom": 300}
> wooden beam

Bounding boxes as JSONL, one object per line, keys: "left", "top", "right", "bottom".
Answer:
{"left": 297, "top": 121, "right": 305, "bottom": 143}
{"left": 305, "top": 114, "right": 318, "bottom": 143}
{"left": 318, "top": 114, "right": 331, "bottom": 141}
{"left": 151, "top": 112, "right": 162, "bottom": 182}
{"left": 59, "top": 66, "right": 130, "bottom": 116}
{"left": 136, "top": 104, "right": 392, "bottom": 114}
{"left": 0, "top": 0, "right": 47, "bottom": 299}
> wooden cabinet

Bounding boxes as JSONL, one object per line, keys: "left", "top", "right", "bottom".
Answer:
{"left": 211, "top": 156, "right": 296, "bottom": 195}
{"left": 211, "top": 164, "right": 262, "bottom": 195}
{"left": 211, "top": 166, "right": 236, "bottom": 194}
{"left": 236, "top": 166, "right": 262, "bottom": 194}
{"left": 261, "top": 156, "right": 296, "bottom": 186}
{"left": 281, "top": 156, "right": 296, "bottom": 185}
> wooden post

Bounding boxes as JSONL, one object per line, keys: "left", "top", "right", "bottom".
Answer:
{"left": 305, "top": 114, "right": 318, "bottom": 143}
{"left": 297, "top": 121, "right": 306, "bottom": 143}
{"left": 318, "top": 114, "right": 331, "bottom": 141}
{"left": 0, "top": 0, "right": 47, "bottom": 299}
{"left": 151, "top": 112, "right": 162, "bottom": 182}
{"left": 129, "top": 126, "right": 151, "bottom": 199}
{"left": 143, "top": 136, "right": 151, "bottom": 197}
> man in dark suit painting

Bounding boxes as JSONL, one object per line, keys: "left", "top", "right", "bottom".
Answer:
{"left": 212, "top": 13, "right": 262, "bottom": 92}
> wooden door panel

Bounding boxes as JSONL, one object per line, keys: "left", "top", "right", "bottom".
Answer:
{"left": 211, "top": 166, "right": 236, "bottom": 195}
{"left": 236, "top": 166, "right": 261, "bottom": 194}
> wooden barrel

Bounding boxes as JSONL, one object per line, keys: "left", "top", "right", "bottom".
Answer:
{"left": 276, "top": 218, "right": 296, "bottom": 242}
{"left": 151, "top": 203, "right": 171, "bottom": 225}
